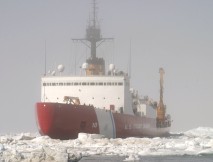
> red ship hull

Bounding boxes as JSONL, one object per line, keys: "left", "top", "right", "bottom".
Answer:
{"left": 36, "top": 102, "right": 170, "bottom": 139}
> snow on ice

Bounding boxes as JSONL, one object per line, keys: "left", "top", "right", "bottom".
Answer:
{"left": 0, "top": 127, "right": 213, "bottom": 162}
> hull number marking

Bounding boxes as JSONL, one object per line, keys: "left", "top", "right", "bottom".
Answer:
{"left": 92, "top": 122, "right": 98, "bottom": 128}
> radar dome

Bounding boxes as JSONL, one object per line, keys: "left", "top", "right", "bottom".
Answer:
{"left": 82, "top": 63, "right": 88, "bottom": 70}
{"left": 57, "top": 64, "right": 65, "bottom": 72}
{"left": 109, "top": 64, "right": 115, "bottom": 71}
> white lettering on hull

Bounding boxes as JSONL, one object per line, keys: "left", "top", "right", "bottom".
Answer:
{"left": 124, "top": 123, "right": 150, "bottom": 130}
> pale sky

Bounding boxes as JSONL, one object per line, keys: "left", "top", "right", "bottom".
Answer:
{"left": 0, "top": 0, "right": 213, "bottom": 133}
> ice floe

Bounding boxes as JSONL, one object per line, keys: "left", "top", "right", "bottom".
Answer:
{"left": 0, "top": 127, "right": 213, "bottom": 161}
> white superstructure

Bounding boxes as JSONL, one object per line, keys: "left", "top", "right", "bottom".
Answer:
{"left": 41, "top": 75, "right": 134, "bottom": 115}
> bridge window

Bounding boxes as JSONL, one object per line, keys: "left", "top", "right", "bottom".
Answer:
{"left": 107, "top": 82, "right": 111, "bottom": 86}
{"left": 45, "top": 81, "right": 124, "bottom": 86}
{"left": 82, "top": 82, "right": 87, "bottom": 86}
{"left": 90, "top": 82, "right": 95, "bottom": 86}
{"left": 118, "top": 82, "right": 123, "bottom": 86}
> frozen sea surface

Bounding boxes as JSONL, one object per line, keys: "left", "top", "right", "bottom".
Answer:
{"left": 80, "top": 155, "right": 213, "bottom": 162}
{"left": 0, "top": 127, "right": 213, "bottom": 161}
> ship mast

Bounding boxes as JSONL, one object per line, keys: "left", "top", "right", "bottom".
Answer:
{"left": 157, "top": 68, "right": 166, "bottom": 125}
{"left": 88, "top": 0, "right": 99, "bottom": 59}
{"left": 159, "top": 68, "right": 164, "bottom": 107}
{"left": 72, "top": 0, "right": 113, "bottom": 76}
